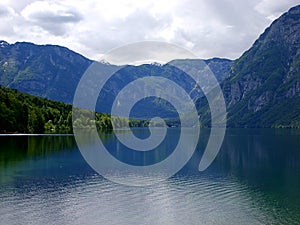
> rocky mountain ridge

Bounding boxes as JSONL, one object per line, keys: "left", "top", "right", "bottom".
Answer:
{"left": 217, "top": 5, "right": 300, "bottom": 127}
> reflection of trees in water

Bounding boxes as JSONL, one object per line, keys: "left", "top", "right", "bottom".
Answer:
{"left": 27, "top": 136, "right": 76, "bottom": 156}
{"left": 214, "top": 129, "right": 300, "bottom": 191}
{"left": 0, "top": 136, "right": 76, "bottom": 167}
{"left": 218, "top": 129, "right": 300, "bottom": 172}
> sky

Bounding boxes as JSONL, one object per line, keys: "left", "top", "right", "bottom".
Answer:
{"left": 1, "top": 0, "right": 300, "bottom": 62}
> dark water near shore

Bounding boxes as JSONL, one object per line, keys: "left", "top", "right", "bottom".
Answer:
{"left": 0, "top": 129, "right": 299, "bottom": 224}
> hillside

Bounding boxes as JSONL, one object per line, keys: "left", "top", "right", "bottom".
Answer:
{"left": 0, "top": 86, "right": 117, "bottom": 133}
{"left": 0, "top": 41, "right": 92, "bottom": 103}
{"left": 199, "top": 5, "right": 300, "bottom": 128}
{"left": 0, "top": 86, "right": 73, "bottom": 133}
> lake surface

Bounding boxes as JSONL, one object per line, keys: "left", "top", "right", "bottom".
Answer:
{"left": 0, "top": 129, "right": 299, "bottom": 224}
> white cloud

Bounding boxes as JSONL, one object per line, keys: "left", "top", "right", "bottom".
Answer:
{"left": 0, "top": 4, "right": 19, "bottom": 35}
{"left": 255, "top": 0, "right": 300, "bottom": 20}
{"left": 0, "top": 0, "right": 300, "bottom": 61}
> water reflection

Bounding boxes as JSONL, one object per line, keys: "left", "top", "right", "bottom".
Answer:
{"left": 100, "top": 128, "right": 180, "bottom": 166}
{"left": 0, "top": 135, "right": 76, "bottom": 163}
{"left": 215, "top": 129, "right": 300, "bottom": 178}
{"left": 0, "top": 129, "right": 299, "bottom": 224}
{"left": 0, "top": 135, "right": 88, "bottom": 186}
{"left": 213, "top": 129, "right": 300, "bottom": 224}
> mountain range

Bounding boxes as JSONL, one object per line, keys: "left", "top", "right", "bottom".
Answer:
{"left": 1, "top": 5, "right": 300, "bottom": 128}
{"left": 0, "top": 40, "right": 232, "bottom": 118}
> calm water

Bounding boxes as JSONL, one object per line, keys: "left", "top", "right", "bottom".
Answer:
{"left": 0, "top": 129, "right": 299, "bottom": 225}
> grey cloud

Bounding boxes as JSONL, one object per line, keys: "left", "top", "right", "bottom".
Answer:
{"left": 0, "top": 8, "right": 9, "bottom": 17}
{"left": 21, "top": 3, "right": 83, "bottom": 36}
{"left": 0, "top": 5, "right": 14, "bottom": 17}
{"left": 27, "top": 9, "right": 82, "bottom": 24}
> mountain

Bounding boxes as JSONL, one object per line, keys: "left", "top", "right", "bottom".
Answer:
{"left": 1, "top": 6, "right": 300, "bottom": 128}
{"left": 0, "top": 41, "right": 92, "bottom": 103}
{"left": 0, "top": 41, "right": 232, "bottom": 118}
{"left": 95, "top": 58, "right": 231, "bottom": 118}
{"left": 169, "top": 58, "right": 232, "bottom": 83}
{"left": 200, "top": 5, "right": 300, "bottom": 128}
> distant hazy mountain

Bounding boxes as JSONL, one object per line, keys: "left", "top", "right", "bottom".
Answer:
{"left": 0, "top": 40, "right": 232, "bottom": 118}
{"left": 200, "top": 5, "right": 300, "bottom": 128}
{"left": 96, "top": 58, "right": 232, "bottom": 118}
{"left": 169, "top": 58, "right": 232, "bottom": 83}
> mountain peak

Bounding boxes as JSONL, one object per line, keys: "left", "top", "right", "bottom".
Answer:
{"left": 0, "top": 41, "right": 9, "bottom": 48}
{"left": 288, "top": 4, "right": 300, "bottom": 14}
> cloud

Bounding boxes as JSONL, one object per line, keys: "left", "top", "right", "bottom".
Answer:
{"left": 0, "top": 4, "right": 15, "bottom": 17}
{"left": 152, "top": 0, "right": 268, "bottom": 59}
{"left": 71, "top": 0, "right": 268, "bottom": 59}
{"left": 64, "top": 3, "right": 176, "bottom": 58}
{"left": 0, "top": 4, "right": 18, "bottom": 35}
{"left": 0, "top": 0, "right": 300, "bottom": 61}
{"left": 255, "top": 0, "right": 300, "bottom": 20}
{"left": 101, "top": 41, "right": 197, "bottom": 65}
{"left": 21, "top": 1, "right": 83, "bottom": 35}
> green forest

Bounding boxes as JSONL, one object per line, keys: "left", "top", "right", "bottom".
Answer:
{"left": 0, "top": 86, "right": 146, "bottom": 134}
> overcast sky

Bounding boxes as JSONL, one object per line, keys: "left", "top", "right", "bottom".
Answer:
{"left": 1, "top": 0, "right": 300, "bottom": 61}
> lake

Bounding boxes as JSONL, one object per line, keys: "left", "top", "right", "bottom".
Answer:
{"left": 0, "top": 129, "right": 299, "bottom": 224}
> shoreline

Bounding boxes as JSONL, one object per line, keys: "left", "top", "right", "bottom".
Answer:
{"left": 0, "top": 133, "right": 74, "bottom": 136}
